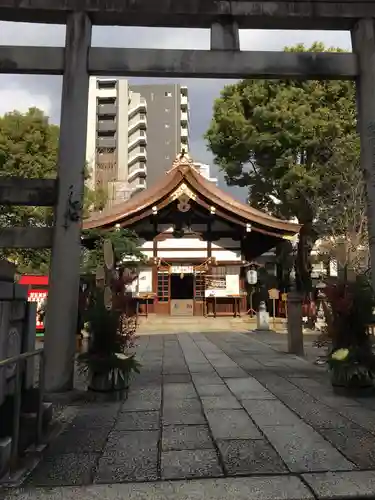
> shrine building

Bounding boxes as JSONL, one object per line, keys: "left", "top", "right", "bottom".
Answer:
{"left": 83, "top": 153, "right": 301, "bottom": 317}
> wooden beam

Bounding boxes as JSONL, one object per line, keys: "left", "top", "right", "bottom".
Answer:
{"left": 0, "top": 178, "right": 57, "bottom": 206}
{"left": 0, "top": 46, "right": 358, "bottom": 80}
{"left": 90, "top": 48, "right": 358, "bottom": 80}
{"left": 0, "top": 228, "right": 53, "bottom": 248}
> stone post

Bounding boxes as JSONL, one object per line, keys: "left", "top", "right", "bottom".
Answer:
{"left": 44, "top": 12, "right": 92, "bottom": 392}
{"left": 210, "top": 21, "right": 240, "bottom": 51}
{"left": 351, "top": 19, "right": 375, "bottom": 292}
{"left": 287, "top": 291, "right": 304, "bottom": 356}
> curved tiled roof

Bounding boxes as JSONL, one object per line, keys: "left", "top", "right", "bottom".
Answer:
{"left": 83, "top": 154, "right": 301, "bottom": 237}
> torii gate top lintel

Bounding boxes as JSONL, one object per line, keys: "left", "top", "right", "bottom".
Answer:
{"left": 0, "top": 1, "right": 371, "bottom": 30}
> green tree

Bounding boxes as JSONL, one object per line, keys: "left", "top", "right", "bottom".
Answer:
{"left": 81, "top": 228, "right": 145, "bottom": 274}
{"left": 205, "top": 42, "right": 358, "bottom": 292}
{"left": 0, "top": 107, "right": 59, "bottom": 273}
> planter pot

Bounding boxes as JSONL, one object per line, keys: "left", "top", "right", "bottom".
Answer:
{"left": 332, "top": 383, "right": 375, "bottom": 398}
{"left": 88, "top": 369, "right": 129, "bottom": 401}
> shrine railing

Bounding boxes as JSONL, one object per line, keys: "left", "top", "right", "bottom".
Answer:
{"left": 0, "top": 348, "right": 45, "bottom": 472}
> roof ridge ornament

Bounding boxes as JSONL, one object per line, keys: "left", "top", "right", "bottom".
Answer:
{"left": 167, "top": 149, "right": 195, "bottom": 173}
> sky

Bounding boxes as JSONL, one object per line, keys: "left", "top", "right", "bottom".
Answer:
{"left": 0, "top": 22, "right": 352, "bottom": 201}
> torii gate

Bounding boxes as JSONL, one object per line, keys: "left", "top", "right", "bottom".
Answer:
{"left": 0, "top": 1, "right": 374, "bottom": 392}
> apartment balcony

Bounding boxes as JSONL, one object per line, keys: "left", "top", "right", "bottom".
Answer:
{"left": 130, "top": 180, "right": 147, "bottom": 194}
{"left": 181, "top": 111, "right": 188, "bottom": 124}
{"left": 180, "top": 94, "right": 188, "bottom": 108}
{"left": 128, "top": 114, "right": 147, "bottom": 135}
{"left": 128, "top": 163, "right": 147, "bottom": 182}
{"left": 128, "top": 148, "right": 147, "bottom": 166}
{"left": 128, "top": 98, "right": 147, "bottom": 119}
{"left": 97, "top": 103, "right": 117, "bottom": 116}
{"left": 181, "top": 126, "right": 189, "bottom": 138}
{"left": 128, "top": 133, "right": 147, "bottom": 152}
{"left": 96, "top": 136, "right": 116, "bottom": 148}
{"left": 97, "top": 120, "right": 116, "bottom": 133}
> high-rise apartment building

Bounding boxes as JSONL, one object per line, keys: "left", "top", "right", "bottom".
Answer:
{"left": 86, "top": 78, "right": 190, "bottom": 206}
{"left": 129, "top": 84, "right": 189, "bottom": 187}
{"left": 86, "top": 78, "right": 147, "bottom": 205}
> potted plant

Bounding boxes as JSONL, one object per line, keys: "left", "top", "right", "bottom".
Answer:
{"left": 324, "top": 274, "right": 375, "bottom": 396}
{"left": 77, "top": 237, "right": 141, "bottom": 399}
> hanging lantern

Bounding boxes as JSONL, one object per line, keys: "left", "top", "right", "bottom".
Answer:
{"left": 246, "top": 269, "right": 258, "bottom": 285}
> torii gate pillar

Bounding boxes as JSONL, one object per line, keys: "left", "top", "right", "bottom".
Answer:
{"left": 44, "top": 12, "right": 92, "bottom": 392}
{"left": 352, "top": 19, "right": 375, "bottom": 291}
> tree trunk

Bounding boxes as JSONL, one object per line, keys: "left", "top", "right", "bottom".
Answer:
{"left": 295, "top": 222, "right": 316, "bottom": 295}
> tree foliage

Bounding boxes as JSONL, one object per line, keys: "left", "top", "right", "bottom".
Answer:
{"left": 205, "top": 42, "right": 360, "bottom": 292}
{"left": 81, "top": 228, "right": 145, "bottom": 274}
{"left": 0, "top": 108, "right": 59, "bottom": 273}
{"left": 0, "top": 107, "right": 110, "bottom": 274}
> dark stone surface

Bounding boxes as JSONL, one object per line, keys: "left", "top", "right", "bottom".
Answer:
{"left": 46, "top": 427, "right": 109, "bottom": 454}
{"left": 201, "top": 395, "right": 242, "bottom": 410}
{"left": 162, "top": 425, "right": 214, "bottom": 451}
{"left": 161, "top": 449, "right": 223, "bottom": 479}
{"left": 95, "top": 451, "right": 158, "bottom": 483}
{"left": 163, "top": 374, "right": 191, "bottom": 384}
{"left": 261, "top": 424, "right": 355, "bottom": 472}
{"left": 114, "top": 411, "right": 160, "bottom": 431}
{"left": 191, "top": 373, "right": 224, "bottom": 385}
{"left": 27, "top": 453, "right": 99, "bottom": 486}
{"left": 205, "top": 409, "right": 263, "bottom": 440}
{"left": 217, "top": 439, "right": 288, "bottom": 475}
{"left": 303, "top": 471, "right": 375, "bottom": 500}
{"left": 121, "top": 388, "right": 162, "bottom": 411}
{"left": 105, "top": 430, "right": 158, "bottom": 455}
{"left": 242, "top": 399, "right": 302, "bottom": 427}
{"left": 195, "top": 384, "right": 233, "bottom": 397}
{"left": 163, "top": 383, "right": 197, "bottom": 399}
{"left": 162, "top": 409, "right": 206, "bottom": 426}
{"left": 163, "top": 398, "right": 202, "bottom": 412}
{"left": 319, "top": 424, "right": 375, "bottom": 469}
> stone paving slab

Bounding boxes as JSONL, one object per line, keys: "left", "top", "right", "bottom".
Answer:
{"left": 14, "top": 331, "right": 375, "bottom": 495}
{"left": 205, "top": 409, "right": 263, "bottom": 440}
{"left": 163, "top": 383, "right": 197, "bottom": 399}
{"left": 257, "top": 423, "right": 355, "bottom": 473}
{"left": 241, "top": 399, "right": 302, "bottom": 427}
{"left": 6, "top": 476, "right": 315, "bottom": 500}
{"left": 217, "top": 439, "right": 288, "bottom": 475}
{"left": 303, "top": 470, "right": 375, "bottom": 499}
{"left": 162, "top": 425, "right": 214, "bottom": 451}
{"left": 161, "top": 449, "right": 223, "bottom": 480}
{"left": 26, "top": 453, "right": 99, "bottom": 487}
{"left": 114, "top": 411, "right": 160, "bottom": 431}
{"left": 95, "top": 451, "right": 158, "bottom": 483}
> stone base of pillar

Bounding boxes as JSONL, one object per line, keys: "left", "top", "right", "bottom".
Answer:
{"left": 287, "top": 291, "right": 304, "bottom": 356}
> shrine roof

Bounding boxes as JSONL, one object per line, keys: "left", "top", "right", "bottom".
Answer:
{"left": 83, "top": 153, "right": 301, "bottom": 238}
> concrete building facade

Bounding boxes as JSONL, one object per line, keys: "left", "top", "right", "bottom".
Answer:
{"left": 86, "top": 78, "right": 190, "bottom": 206}
{"left": 86, "top": 77, "right": 147, "bottom": 205}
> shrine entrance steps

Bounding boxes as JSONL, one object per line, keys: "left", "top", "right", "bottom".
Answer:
{"left": 137, "top": 315, "right": 287, "bottom": 334}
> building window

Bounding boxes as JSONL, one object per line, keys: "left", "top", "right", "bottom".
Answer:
{"left": 157, "top": 272, "right": 169, "bottom": 302}
{"left": 138, "top": 178, "right": 145, "bottom": 185}
{"left": 97, "top": 96, "right": 116, "bottom": 105}
{"left": 97, "top": 80, "right": 116, "bottom": 90}
{"left": 140, "top": 147, "right": 145, "bottom": 153}
{"left": 165, "top": 92, "right": 172, "bottom": 97}
{"left": 139, "top": 162, "right": 146, "bottom": 169}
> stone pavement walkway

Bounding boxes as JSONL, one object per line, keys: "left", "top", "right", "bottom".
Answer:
{"left": 6, "top": 331, "right": 375, "bottom": 500}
